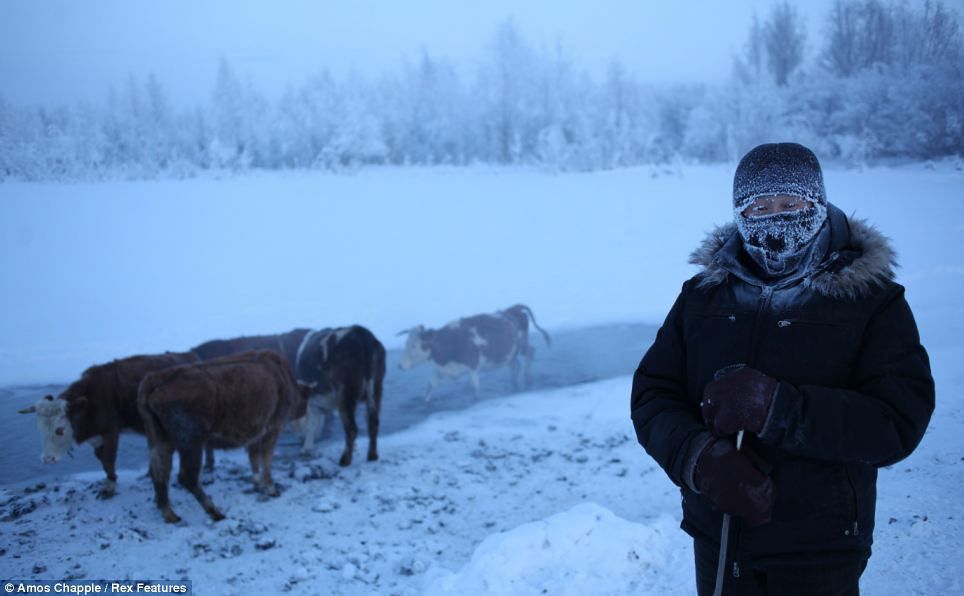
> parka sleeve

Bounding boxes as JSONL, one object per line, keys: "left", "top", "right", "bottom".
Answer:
{"left": 631, "top": 283, "right": 715, "bottom": 488}
{"left": 759, "top": 284, "right": 935, "bottom": 466}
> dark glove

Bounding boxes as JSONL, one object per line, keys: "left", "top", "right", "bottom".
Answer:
{"left": 702, "top": 365, "right": 778, "bottom": 437}
{"left": 695, "top": 438, "right": 774, "bottom": 526}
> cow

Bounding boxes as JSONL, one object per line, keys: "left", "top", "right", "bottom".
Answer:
{"left": 137, "top": 350, "right": 310, "bottom": 523}
{"left": 190, "top": 327, "right": 382, "bottom": 459}
{"left": 191, "top": 328, "right": 309, "bottom": 367}
{"left": 295, "top": 325, "right": 386, "bottom": 466}
{"left": 397, "top": 304, "right": 551, "bottom": 401}
{"left": 17, "top": 351, "right": 201, "bottom": 498}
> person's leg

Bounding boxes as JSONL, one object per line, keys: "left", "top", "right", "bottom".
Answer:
{"left": 763, "top": 559, "right": 867, "bottom": 596}
{"left": 693, "top": 538, "right": 765, "bottom": 596}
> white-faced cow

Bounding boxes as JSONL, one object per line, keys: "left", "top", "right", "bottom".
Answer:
{"left": 398, "top": 304, "right": 551, "bottom": 401}
{"left": 17, "top": 351, "right": 201, "bottom": 498}
{"left": 137, "top": 350, "right": 310, "bottom": 523}
{"left": 295, "top": 325, "right": 386, "bottom": 466}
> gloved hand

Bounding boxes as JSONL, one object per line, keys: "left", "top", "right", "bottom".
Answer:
{"left": 702, "top": 365, "right": 778, "bottom": 437}
{"left": 695, "top": 438, "right": 774, "bottom": 526}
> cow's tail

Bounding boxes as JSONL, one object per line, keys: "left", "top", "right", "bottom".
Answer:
{"left": 136, "top": 374, "right": 170, "bottom": 446}
{"left": 519, "top": 304, "right": 551, "bottom": 347}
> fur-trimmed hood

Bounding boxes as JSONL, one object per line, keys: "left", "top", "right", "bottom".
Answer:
{"left": 689, "top": 207, "right": 898, "bottom": 301}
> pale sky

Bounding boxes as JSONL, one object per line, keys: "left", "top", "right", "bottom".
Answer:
{"left": 3, "top": 0, "right": 953, "bottom": 107}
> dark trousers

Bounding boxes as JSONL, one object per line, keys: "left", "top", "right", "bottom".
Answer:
{"left": 694, "top": 539, "right": 867, "bottom": 596}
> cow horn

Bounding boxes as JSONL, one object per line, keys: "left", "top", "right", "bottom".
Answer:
{"left": 396, "top": 327, "right": 415, "bottom": 337}
{"left": 17, "top": 405, "right": 36, "bottom": 414}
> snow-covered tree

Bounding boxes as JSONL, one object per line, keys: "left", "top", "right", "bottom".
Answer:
{"left": 210, "top": 58, "right": 247, "bottom": 169}
{"left": 733, "top": 14, "right": 766, "bottom": 84}
{"left": 392, "top": 51, "right": 466, "bottom": 164}
{"left": 821, "top": 0, "right": 896, "bottom": 77}
{"left": 763, "top": 1, "right": 807, "bottom": 86}
{"left": 477, "top": 19, "right": 540, "bottom": 163}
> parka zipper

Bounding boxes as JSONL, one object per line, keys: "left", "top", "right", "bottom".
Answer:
{"left": 730, "top": 520, "right": 744, "bottom": 578}
{"left": 728, "top": 285, "right": 773, "bottom": 576}
{"left": 747, "top": 285, "right": 774, "bottom": 366}
{"left": 843, "top": 465, "right": 860, "bottom": 537}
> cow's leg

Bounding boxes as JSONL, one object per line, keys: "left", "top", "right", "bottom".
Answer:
{"left": 299, "top": 400, "right": 320, "bottom": 457}
{"left": 258, "top": 431, "right": 282, "bottom": 497}
{"left": 300, "top": 416, "right": 314, "bottom": 456}
{"left": 510, "top": 358, "right": 520, "bottom": 392}
{"left": 366, "top": 379, "right": 380, "bottom": 462}
{"left": 179, "top": 446, "right": 224, "bottom": 522}
{"left": 93, "top": 432, "right": 120, "bottom": 499}
{"left": 139, "top": 400, "right": 181, "bottom": 522}
{"left": 247, "top": 445, "right": 262, "bottom": 485}
{"left": 203, "top": 443, "right": 216, "bottom": 472}
{"left": 337, "top": 384, "right": 358, "bottom": 467}
{"left": 524, "top": 345, "right": 536, "bottom": 387}
{"left": 470, "top": 370, "right": 481, "bottom": 399}
{"left": 148, "top": 439, "right": 180, "bottom": 524}
{"left": 424, "top": 371, "right": 442, "bottom": 402}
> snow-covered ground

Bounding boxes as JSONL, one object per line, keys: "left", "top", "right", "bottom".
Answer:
{"left": 1, "top": 378, "right": 691, "bottom": 594}
{"left": 2, "top": 362, "right": 961, "bottom": 594}
{"left": 2, "top": 163, "right": 962, "bottom": 594}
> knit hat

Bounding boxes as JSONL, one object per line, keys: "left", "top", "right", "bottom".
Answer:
{"left": 733, "top": 142, "right": 826, "bottom": 211}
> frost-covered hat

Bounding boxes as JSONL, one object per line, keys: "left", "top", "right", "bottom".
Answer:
{"left": 733, "top": 142, "right": 826, "bottom": 211}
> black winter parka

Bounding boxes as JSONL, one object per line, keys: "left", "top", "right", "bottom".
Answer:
{"left": 631, "top": 205, "right": 934, "bottom": 567}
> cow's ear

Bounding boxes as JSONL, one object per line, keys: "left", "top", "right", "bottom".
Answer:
{"left": 44, "top": 394, "right": 55, "bottom": 401}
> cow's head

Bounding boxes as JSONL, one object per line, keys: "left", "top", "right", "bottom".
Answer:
{"left": 62, "top": 389, "right": 99, "bottom": 444}
{"left": 397, "top": 325, "right": 431, "bottom": 370}
{"left": 18, "top": 394, "right": 74, "bottom": 463}
{"left": 293, "top": 382, "right": 311, "bottom": 419}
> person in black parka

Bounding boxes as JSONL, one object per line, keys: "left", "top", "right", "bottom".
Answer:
{"left": 630, "top": 143, "right": 934, "bottom": 596}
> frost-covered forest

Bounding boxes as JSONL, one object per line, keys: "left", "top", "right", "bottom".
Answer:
{"left": 1, "top": 0, "right": 961, "bottom": 181}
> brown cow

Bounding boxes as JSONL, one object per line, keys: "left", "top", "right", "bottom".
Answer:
{"left": 398, "top": 304, "right": 551, "bottom": 400}
{"left": 17, "top": 351, "right": 201, "bottom": 498}
{"left": 137, "top": 350, "right": 309, "bottom": 523}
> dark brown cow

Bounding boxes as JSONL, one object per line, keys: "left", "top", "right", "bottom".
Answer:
{"left": 17, "top": 351, "right": 200, "bottom": 498}
{"left": 191, "top": 328, "right": 309, "bottom": 367}
{"left": 398, "top": 304, "right": 551, "bottom": 400}
{"left": 137, "top": 350, "right": 309, "bottom": 523}
{"left": 295, "top": 325, "right": 386, "bottom": 466}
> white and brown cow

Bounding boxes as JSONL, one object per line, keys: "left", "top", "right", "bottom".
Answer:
{"left": 17, "top": 351, "right": 201, "bottom": 498}
{"left": 295, "top": 325, "right": 386, "bottom": 466}
{"left": 137, "top": 350, "right": 310, "bottom": 523}
{"left": 398, "top": 304, "right": 551, "bottom": 401}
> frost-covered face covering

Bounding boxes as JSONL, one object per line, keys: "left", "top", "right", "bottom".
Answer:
{"left": 732, "top": 143, "right": 829, "bottom": 277}
{"left": 735, "top": 199, "right": 828, "bottom": 276}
